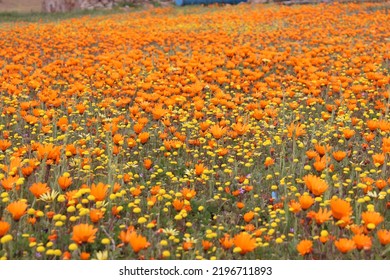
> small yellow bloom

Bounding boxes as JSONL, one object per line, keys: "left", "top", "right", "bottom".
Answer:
{"left": 101, "top": 238, "right": 110, "bottom": 245}
{"left": 83, "top": 165, "right": 91, "bottom": 170}
{"left": 174, "top": 214, "right": 183, "bottom": 220}
{"left": 55, "top": 221, "right": 63, "bottom": 227}
{"left": 367, "top": 223, "right": 375, "bottom": 230}
{"left": 36, "top": 246, "right": 45, "bottom": 253}
{"left": 46, "top": 249, "right": 54, "bottom": 255}
{"left": 146, "top": 222, "right": 156, "bottom": 228}
{"left": 320, "top": 230, "right": 328, "bottom": 237}
{"left": 67, "top": 206, "right": 76, "bottom": 213}
{"left": 233, "top": 247, "right": 242, "bottom": 253}
{"left": 68, "top": 243, "right": 78, "bottom": 251}
{"left": 162, "top": 250, "right": 170, "bottom": 258}
{"left": 1, "top": 235, "right": 13, "bottom": 244}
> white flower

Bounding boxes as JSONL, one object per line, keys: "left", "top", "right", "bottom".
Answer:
{"left": 94, "top": 250, "right": 108, "bottom": 260}
{"left": 39, "top": 190, "right": 59, "bottom": 203}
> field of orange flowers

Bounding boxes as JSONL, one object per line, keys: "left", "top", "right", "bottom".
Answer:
{"left": 0, "top": 2, "right": 389, "bottom": 260}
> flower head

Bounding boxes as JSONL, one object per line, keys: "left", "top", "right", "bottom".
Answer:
{"left": 377, "top": 229, "right": 390, "bottom": 246}
{"left": 352, "top": 234, "right": 372, "bottom": 251}
{"left": 361, "top": 211, "right": 384, "bottom": 227}
{"left": 128, "top": 231, "right": 150, "bottom": 253}
{"left": 0, "top": 220, "right": 11, "bottom": 237}
{"left": 29, "top": 182, "right": 50, "bottom": 198}
{"left": 233, "top": 232, "right": 257, "bottom": 255}
{"left": 334, "top": 238, "right": 355, "bottom": 254}
{"left": 303, "top": 174, "right": 328, "bottom": 196}
{"left": 296, "top": 240, "right": 313, "bottom": 256}
{"left": 330, "top": 198, "right": 352, "bottom": 220}
{"left": 6, "top": 200, "right": 28, "bottom": 221}
{"left": 90, "top": 182, "right": 109, "bottom": 201}
{"left": 72, "top": 223, "right": 98, "bottom": 244}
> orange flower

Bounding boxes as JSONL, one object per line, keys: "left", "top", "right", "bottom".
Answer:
{"left": 243, "top": 211, "right": 255, "bottom": 223}
{"left": 299, "top": 194, "right": 314, "bottom": 210}
{"left": 303, "top": 174, "right": 328, "bottom": 196}
{"left": 89, "top": 209, "right": 104, "bottom": 223}
{"left": 314, "top": 144, "right": 331, "bottom": 156}
{"left": 202, "top": 240, "right": 213, "bottom": 251}
{"left": 306, "top": 150, "right": 318, "bottom": 160}
{"left": 183, "top": 240, "right": 194, "bottom": 251}
{"left": 313, "top": 156, "right": 327, "bottom": 172}
{"left": 350, "top": 224, "right": 365, "bottom": 235}
{"left": 195, "top": 163, "right": 206, "bottom": 176}
{"left": 252, "top": 109, "right": 264, "bottom": 120}
{"left": 138, "top": 132, "right": 150, "bottom": 144}
{"left": 244, "top": 224, "right": 255, "bottom": 232}
{"left": 181, "top": 188, "right": 196, "bottom": 200}
{"left": 22, "top": 165, "right": 34, "bottom": 177}
{"left": 128, "top": 231, "right": 150, "bottom": 253}
{"left": 7, "top": 200, "right": 28, "bottom": 221}
{"left": 361, "top": 211, "right": 384, "bottom": 227}
{"left": 352, "top": 234, "right": 372, "bottom": 251}
{"left": 36, "top": 143, "right": 61, "bottom": 162}
{"left": 264, "top": 157, "right": 275, "bottom": 168}
{"left": 0, "top": 220, "right": 10, "bottom": 237}
{"left": 72, "top": 223, "right": 98, "bottom": 244}
{"left": 377, "top": 229, "right": 390, "bottom": 246}
{"left": 130, "top": 186, "right": 142, "bottom": 197}
{"left": 364, "top": 133, "right": 375, "bottom": 143}
{"left": 233, "top": 232, "right": 257, "bottom": 255}
{"left": 0, "top": 139, "right": 11, "bottom": 151}
{"left": 375, "top": 179, "right": 387, "bottom": 190}
{"left": 330, "top": 198, "right": 352, "bottom": 220}
{"left": 232, "top": 122, "right": 250, "bottom": 136}
{"left": 58, "top": 176, "right": 72, "bottom": 191}
{"left": 209, "top": 124, "right": 227, "bottom": 140}
{"left": 112, "top": 134, "right": 124, "bottom": 145}
{"left": 150, "top": 185, "right": 161, "bottom": 196}
{"left": 29, "top": 182, "right": 50, "bottom": 198}
{"left": 312, "top": 208, "right": 332, "bottom": 225}
{"left": 366, "top": 119, "right": 379, "bottom": 131}
{"left": 382, "top": 137, "right": 390, "bottom": 153}
{"left": 90, "top": 182, "right": 109, "bottom": 201}
{"left": 289, "top": 200, "right": 301, "bottom": 214}
{"left": 342, "top": 128, "right": 355, "bottom": 139}
{"left": 172, "top": 199, "right": 184, "bottom": 211}
{"left": 334, "top": 238, "right": 355, "bottom": 254}
{"left": 1, "top": 176, "right": 19, "bottom": 191}
{"left": 80, "top": 252, "right": 90, "bottom": 260}
{"left": 296, "top": 240, "right": 313, "bottom": 256}
{"left": 332, "top": 151, "right": 347, "bottom": 162}
{"left": 143, "top": 158, "right": 153, "bottom": 170}
{"left": 236, "top": 202, "right": 245, "bottom": 209}
{"left": 119, "top": 227, "right": 135, "bottom": 244}
{"left": 62, "top": 251, "right": 72, "bottom": 260}
{"left": 219, "top": 234, "right": 234, "bottom": 250}
{"left": 287, "top": 123, "right": 306, "bottom": 139}
{"left": 372, "top": 153, "right": 385, "bottom": 166}
{"left": 199, "top": 122, "right": 210, "bottom": 132}
{"left": 56, "top": 116, "right": 68, "bottom": 131}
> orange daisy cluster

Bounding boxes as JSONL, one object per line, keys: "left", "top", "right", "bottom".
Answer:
{"left": 0, "top": 2, "right": 389, "bottom": 260}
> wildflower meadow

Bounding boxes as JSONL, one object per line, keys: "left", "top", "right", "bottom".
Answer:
{"left": 0, "top": 2, "right": 389, "bottom": 261}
